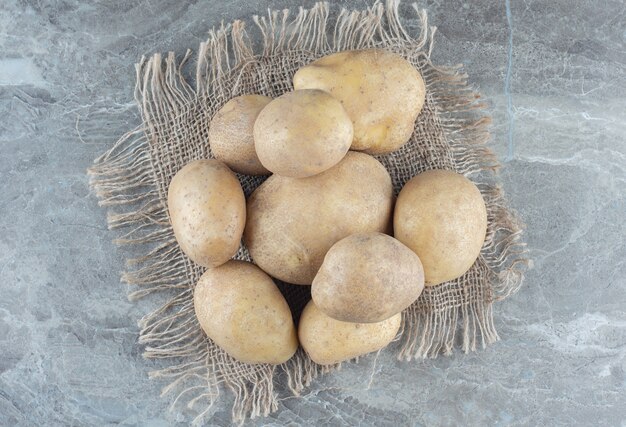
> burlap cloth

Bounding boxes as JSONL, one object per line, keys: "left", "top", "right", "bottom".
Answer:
{"left": 89, "top": 0, "right": 527, "bottom": 423}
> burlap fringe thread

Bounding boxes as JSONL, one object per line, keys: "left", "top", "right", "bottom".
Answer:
{"left": 88, "top": 1, "right": 528, "bottom": 424}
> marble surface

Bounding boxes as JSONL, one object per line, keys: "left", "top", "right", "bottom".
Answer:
{"left": 1, "top": 0, "right": 625, "bottom": 425}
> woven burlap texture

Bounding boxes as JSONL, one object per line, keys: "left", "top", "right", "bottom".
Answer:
{"left": 88, "top": 0, "right": 527, "bottom": 424}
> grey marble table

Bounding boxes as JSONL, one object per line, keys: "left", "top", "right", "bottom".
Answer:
{"left": 1, "top": 1, "right": 625, "bottom": 426}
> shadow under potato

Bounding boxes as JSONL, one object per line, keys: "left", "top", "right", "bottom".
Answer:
{"left": 274, "top": 280, "right": 312, "bottom": 327}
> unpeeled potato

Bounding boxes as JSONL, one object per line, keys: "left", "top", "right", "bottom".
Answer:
{"left": 193, "top": 260, "right": 298, "bottom": 365}
{"left": 293, "top": 48, "right": 425, "bottom": 154}
{"left": 253, "top": 89, "right": 353, "bottom": 178}
{"left": 167, "top": 159, "right": 245, "bottom": 268}
{"left": 298, "top": 300, "right": 401, "bottom": 365}
{"left": 244, "top": 151, "right": 394, "bottom": 285}
{"left": 312, "top": 232, "right": 424, "bottom": 323}
{"left": 394, "top": 169, "right": 487, "bottom": 286}
{"left": 209, "top": 94, "right": 272, "bottom": 175}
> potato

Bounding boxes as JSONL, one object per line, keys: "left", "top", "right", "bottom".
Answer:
{"left": 253, "top": 89, "right": 353, "bottom": 178}
{"left": 394, "top": 170, "right": 487, "bottom": 286}
{"left": 244, "top": 152, "right": 394, "bottom": 285}
{"left": 298, "top": 300, "right": 401, "bottom": 365}
{"left": 209, "top": 95, "right": 272, "bottom": 175}
{"left": 167, "top": 159, "right": 245, "bottom": 268}
{"left": 312, "top": 232, "right": 424, "bottom": 323}
{"left": 293, "top": 49, "right": 425, "bottom": 155}
{"left": 193, "top": 260, "right": 298, "bottom": 365}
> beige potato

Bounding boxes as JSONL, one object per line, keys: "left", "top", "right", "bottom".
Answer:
{"left": 293, "top": 48, "right": 426, "bottom": 154}
{"left": 253, "top": 89, "right": 353, "bottom": 178}
{"left": 209, "top": 95, "right": 272, "bottom": 175}
{"left": 244, "top": 152, "right": 393, "bottom": 285}
{"left": 193, "top": 260, "right": 298, "bottom": 365}
{"left": 299, "top": 300, "right": 401, "bottom": 365}
{"left": 167, "top": 159, "right": 245, "bottom": 268}
{"left": 394, "top": 170, "right": 487, "bottom": 286}
{"left": 312, "top": 232, "right": 424, "bottom": 323}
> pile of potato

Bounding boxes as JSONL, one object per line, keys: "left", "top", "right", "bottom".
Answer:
{"left": 167, "top": 49, "right": 488, "bottom": 366}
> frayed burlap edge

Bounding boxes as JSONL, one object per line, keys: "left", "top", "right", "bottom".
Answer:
{"left": 88, "top": 0, "right": 528, "bottom": 424}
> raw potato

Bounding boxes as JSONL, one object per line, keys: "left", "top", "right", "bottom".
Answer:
{"left": 298, "top": 300, "right": 401, "bottom": 365}
{"left": 209, "top": 94, "right": 272, "bottom": 175}
{"left": 394, "top": 169, "right": 487, "bottom": 286}
{"left": 167, "top": 159, "right": 245, "bottom": 268}
{"left": 253, "top": 89, "right": 353, "bottom": 178}
{"left": 312, "top": 232, "right": 424, "bottom": 323}
{"left": 193, "top": 260, "right": 298, "bottom": 365}
{"left": 244, "top": 152, "right": 393, "bottom": 285}
{"left": 293, "top": 48, "right": 425, "bottom": 154}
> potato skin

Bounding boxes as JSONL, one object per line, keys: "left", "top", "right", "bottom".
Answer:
{"left": 244, "top": 152, "right": 394, "bottom": 285}
{"left": 193, "top": 260, "right": 298, "bottom": 365}
{"left": 209, "top": 95, "right": 272, "bottom": 175}
{"left": 167, "top": 159, "right": 245, "bottom": 268}
{"left": 293, "top": 49, "right": 425, "bottom": 155}
{"left": 298, "top": 301, "right": 401, "bottom": 365}
{"left": 394, "top": 170, "right": 487, "bottom": 286}
{"left": 312, "top": 232, "right": 424, "bottom": 323}
{"left": 253, "top": 89, "right": 353, "bottom": 178}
